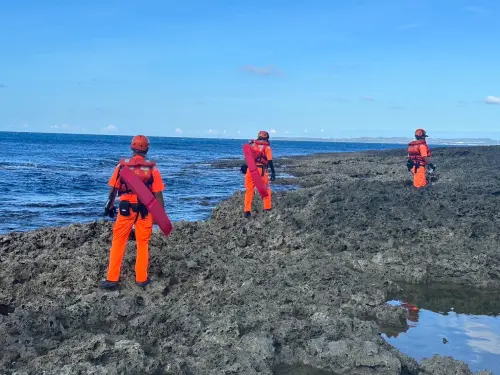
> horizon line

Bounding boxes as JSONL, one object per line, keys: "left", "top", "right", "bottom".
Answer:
{"left": 0, "top": 130, "right": 499, "bottom": 142}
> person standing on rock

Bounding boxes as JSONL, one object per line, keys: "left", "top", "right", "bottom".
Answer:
{"left": 240, "top": 130, "right": 276, "bottom": 218}
{"left": 407, "top": 128, "right": 435, "bottom": 188}
{"left": 100, "top": 135, "right": 166, "bottom": 290}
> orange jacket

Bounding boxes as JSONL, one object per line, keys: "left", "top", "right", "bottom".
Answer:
{"left": 407, "top": 139, "right": 430, "bottom": 165}
{"left": 250, "top": 140, "right": 273, "bottom": 167}
{"left": 108, "top": 155, "right": 165, "bottom": 203}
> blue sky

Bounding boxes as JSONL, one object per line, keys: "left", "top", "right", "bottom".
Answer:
{"left": 0, "top": 0, "right": 499, "bottom": 140}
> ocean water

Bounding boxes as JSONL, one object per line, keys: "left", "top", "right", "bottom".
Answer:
{"left": 383, "top": 283, "right": 500, "bottom": 374}
{"left": 0, "top": 132, "right": 407, "bottom": 234}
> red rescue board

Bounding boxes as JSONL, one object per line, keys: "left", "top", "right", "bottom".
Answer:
{"left": 243, "top": 144, "right": 269, "bottom": 198}
{"left": 119, "top": 166, "right": 173, "bottom": 237}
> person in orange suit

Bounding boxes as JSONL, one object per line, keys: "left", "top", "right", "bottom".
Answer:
{"left": 100, "top": 135, "right": 166, "bottom": 289}
{"left": 401, "top": 302, "right": 420, "bottom": 325}
{"left": 407, "top": 128, "right": 435, "bottom": 188}
{"left": 383, "top": 302, "right": 420, "bottom": 338}
{"left": 240, "top": 131, "right": 276, "bottom": 218}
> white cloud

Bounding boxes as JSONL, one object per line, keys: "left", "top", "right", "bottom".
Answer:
{"left": 485, "top": 96, "right": 500, "bottom": 105}
{"left": 242, "top": 65, "right": 283, "bottom": 77}
{"left": 320, "top": 128, "right": 325, "bottom": 133}
{"left": 304, "top": 128, "right": 309, "bottom": 133}
{"left": 18, "top": 123, "right": 29, "bottom": 131}
{"left": 237, "top": 130, "right": 241, "bottom": 134}
{"left": 284, "top": 130, "right": 291, "bottom": 134}
{"left": 175, "top": 128, "right": 182, "bottom": 134}
{"left": 50, "top": 123, "right": 87, "bottom": 133}
{"left": 8, "top": 123, "right": 29, "bottom": 130}
{"left": 50, "top": 124, "right": 69, "bottom": 130}
{"left": 101, "top": 124, "right": 117, "bottom": 133}
{"left": 463, "top": 320, "right": 500, "bottom": 355}
{"left": 270, "top": 128, "right": 277, "bottom": 134}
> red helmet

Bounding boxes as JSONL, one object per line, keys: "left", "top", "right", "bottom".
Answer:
{"left": 131, "top": 135, "right": 150, "bottom": 152}
{"left": 257, "top": 130, "right": 270, "bottom": 140}
{"left": 415, "top": 128, "right": 428, "bottom": 138}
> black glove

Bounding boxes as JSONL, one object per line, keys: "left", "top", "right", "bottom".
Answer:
{"left": 428, "top": 163, "right": 436, "bottom": 171}
{"left": 104, "top": 205, "right": 116, "bottom": 218}
{"left": 270, "top": 172, "right": 276, "bottom": 181}
{"left": 240, "top": 164, "right": 248, "bottom": 174}
{"left": 406, "top": 159, "right": 414, "bottom": 171}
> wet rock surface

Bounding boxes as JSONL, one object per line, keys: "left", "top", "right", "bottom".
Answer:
{"left": 387, "top": 281, "right": 500, "bottom": 316}
{"left": 1, "top": 146, "right": 499, "bottom": 374}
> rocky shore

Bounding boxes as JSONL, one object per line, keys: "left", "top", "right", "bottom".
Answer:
{"left": 1, "top": 146, "right": 499, "bottom": 374}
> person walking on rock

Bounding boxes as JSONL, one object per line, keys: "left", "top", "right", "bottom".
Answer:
{"left": 407, "top": 128, "right": 435, "bottom": 188}
{"left": 240, "top": 130, "right": 276, "bottom": 218}
{"left": 100, "top": 135, "right": 166, "bottom": 289}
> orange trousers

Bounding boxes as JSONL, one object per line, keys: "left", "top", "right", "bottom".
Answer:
{"left": 106, "top": 207, "right": 153, "bottom": 283}
{"left": 244, "top": 168, "right": 271, "bottom": 211}
{"left": 411, "top": 165, "right": 427, "bottom": 188}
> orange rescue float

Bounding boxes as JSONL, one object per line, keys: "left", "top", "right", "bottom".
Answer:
{"left": 119, "top": 166, "right": 173, "bottom": 237}
{"left": 243, "top": 143, "right": 269, "bottom": 198}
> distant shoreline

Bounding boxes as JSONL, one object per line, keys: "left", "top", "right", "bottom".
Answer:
{"left": 1, "top": 130, "right": 498, "bottom": 146}
{"left": 272, "top": 136, "right": 499, "bottom": 146}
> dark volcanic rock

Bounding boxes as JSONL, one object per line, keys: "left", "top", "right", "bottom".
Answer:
{"left": 1, "top": 146, "right": 498, "bottom": 374}
{"left": 419, "top": 355, "right": 493, "bottom": 375}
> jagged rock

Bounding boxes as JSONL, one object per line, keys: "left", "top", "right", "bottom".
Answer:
{"left": 419, "top": 355, "right": 493, "bottom": 375}
{"left": 1, "top": 146, "right": 499, "bottom": 374}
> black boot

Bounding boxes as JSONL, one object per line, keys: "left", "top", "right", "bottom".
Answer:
{"left": 99, "top": 280, "right": 118, "bottom": 290}
{"left": 136, "top": 278, "right": 151, "bottom": 288}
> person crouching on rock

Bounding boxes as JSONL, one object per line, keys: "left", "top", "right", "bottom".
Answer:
{"left": 100, "top": 135, "right": 166, "bottom": 290}
{"left": 407, "top": 128, "right": 435, "bottom": 188}
{"left": 240, "top": 130, "right": 276, "bottom": 218}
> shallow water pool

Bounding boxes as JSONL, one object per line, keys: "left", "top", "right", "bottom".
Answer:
{"left": 383, "top": 283, "right": 500, "bottom": 374}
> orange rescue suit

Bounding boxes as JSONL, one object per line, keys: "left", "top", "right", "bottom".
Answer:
{"left": 245, "top": 140, "right": 272, "bottom": 211}
{"left": 105, "top": 155, "right": 165, "bottom": 283}
{"left": 407, "top": 139, "right": 431, "bottom": 188}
